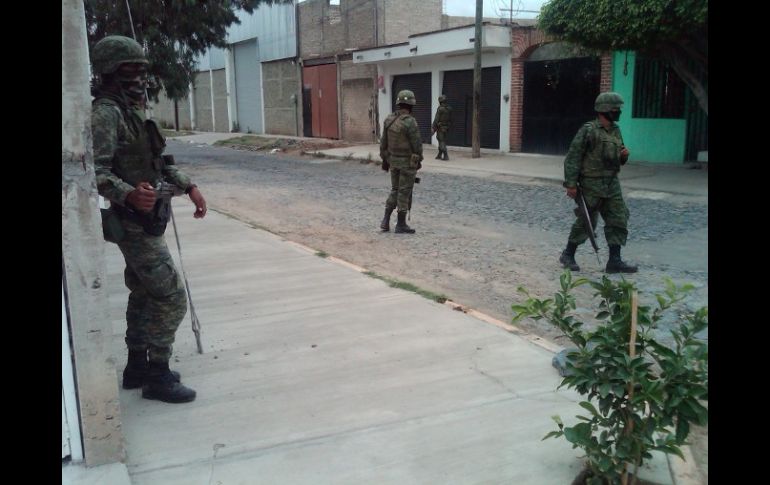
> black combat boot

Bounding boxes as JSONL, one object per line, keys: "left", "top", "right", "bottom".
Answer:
{"left": 605, "top": 244, "right": 638, "bottom": 273}
{"left": 435, "top": 150, "right": 442, "bottom": 159}
{"left": 123, "top": 349, "right": 180, "bottom": 389}
{"left": 442, "top": 150, "right": 449, "bottom": 161}
{"left": 142, "top": 360, "right": 196, "bottom": 403}
{"left": 380, "top": 206, "right": 395, "bottom": 232}
{"left": 559, "top": 242, "right": 580, "bottom": 272}
{"left": 394, "top": 211, "right": 415, "bottom": 234}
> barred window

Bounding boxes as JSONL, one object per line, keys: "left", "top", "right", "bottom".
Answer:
{"left": 632, "top": 56, "right": 685, "bottom": 119}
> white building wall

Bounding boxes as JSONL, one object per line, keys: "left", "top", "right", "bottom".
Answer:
{"left": 376, "top": 52, "right": 512, "bottom": 152}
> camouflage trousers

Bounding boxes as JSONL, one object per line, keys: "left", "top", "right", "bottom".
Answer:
{"left": 117, "top": 219, "right": 187, "bottom": 363}
{"left": 436, "top": 128, "right": 448, "bottom": 152}
{"left": 386, "top": 165, "right": 417, "bottom": 212}
{"left": 568, "top": 176, "right": 629, "bottom": 247}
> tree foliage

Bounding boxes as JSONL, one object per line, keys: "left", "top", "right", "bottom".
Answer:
{"left": 537, "top": 0, "right": 708, "bottom": 115}
{"left": 85, "top": 0, "right": 289, "bottom": 101}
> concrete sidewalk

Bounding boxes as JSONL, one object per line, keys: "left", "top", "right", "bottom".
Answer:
{"left": 71, "top": 197, "right": 694, "bottom": 484}
{"left": 315, "top": 144, "right": 708, "bottom": 199}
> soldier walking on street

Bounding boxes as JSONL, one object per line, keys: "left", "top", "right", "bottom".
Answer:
{"left": 559, "top": 92, "right": 638, "bottom": 274}
{"left": 379, "top": 90, "right": 423, "bottom": 234}
{"left": 432, "top": 94, "right": 452, "bottom": 161}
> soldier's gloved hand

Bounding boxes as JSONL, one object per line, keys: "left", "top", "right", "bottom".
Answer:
{"left": 381, "top": 159, "right": 390, "bottom": 171}
{"left": 566, "top": 187, "right": 578, "bottom": 199}
{"left": 126, "top": 181, "right": 156, "bottom": 213}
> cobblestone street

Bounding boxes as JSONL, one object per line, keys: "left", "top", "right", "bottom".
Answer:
{"left": 167, "top": 140, "right": 708, "bottom": 346}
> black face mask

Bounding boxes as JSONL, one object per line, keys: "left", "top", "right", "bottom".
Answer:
{"left": 115, "top": 66, "right": 148, "bottom": 103}
{"left": 606, "top": 110, "right": 621, "bottom": 122}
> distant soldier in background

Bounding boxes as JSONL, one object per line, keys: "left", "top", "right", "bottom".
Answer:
{"left": 432, "top": 94, "right": 452, "bottom": 161}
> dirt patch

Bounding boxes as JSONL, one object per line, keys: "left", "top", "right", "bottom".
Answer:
{"left": 214, "top": 135, "right": 355, "bottom": 158}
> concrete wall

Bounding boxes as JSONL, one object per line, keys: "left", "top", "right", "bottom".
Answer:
{"left": 151, "top": 91, "right": 193, "bottom": 131}
{"left": 263, "top": 58, "right": 300, "bottom": 136}
{"left": 212, "top": 69, "right": 229, "bottom": 132}
{"left": 62, "top": 0, "right": 124, "bottom": 466}
{"left": 612, "top": 51, "right": 686, "bottom": 163}
{"left": 341, "top": 60, "right": 377, "bottom": 141}
{"left": 193, "top": 71, "right": 213, "bottom": 132}
{"left": 379, "top": 0, "right": 442, "bottom": 45}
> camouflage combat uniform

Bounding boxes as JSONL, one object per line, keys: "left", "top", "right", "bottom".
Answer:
{"left": 92, "top": 92, "right": 194, "bottom": 364}
{"left": 560, "top": 91, "right": 637, "bottom": 274}
{"left": 563, "top": 118, "right": 629, "bottom": 247}
{"left": 432, "top": 95, "right": 452, "bottom": 160}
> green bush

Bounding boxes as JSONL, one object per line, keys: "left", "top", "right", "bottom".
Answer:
{"left": 512, "top": 272, "right": 708, "bottom": 484}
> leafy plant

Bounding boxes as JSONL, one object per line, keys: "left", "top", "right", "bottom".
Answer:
{"left": 512, "top": 271, "right": 707, "bottom": 484}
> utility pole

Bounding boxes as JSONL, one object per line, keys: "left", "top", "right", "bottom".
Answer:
{"left": 472, "top": 0, "right": 482, "bottom": 158}
{"left": 62, "top": 0, "right": 125, "bottom": 466}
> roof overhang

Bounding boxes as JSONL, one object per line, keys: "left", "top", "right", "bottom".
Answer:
{"left": 352, "top": 24, "right": 511, "bottom": 65}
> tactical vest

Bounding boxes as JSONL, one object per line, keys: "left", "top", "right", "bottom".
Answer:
{"left": 385, "top": 113, "right": 416, "bottom": 160}
{"left": 580, "top": 120, "right": 625, "bottom": 178}
{"left": 93, "top": 97, "right": 166, "bottom": 186}
{"left": 436, "top": 105, "right": 451, "bottom": 127}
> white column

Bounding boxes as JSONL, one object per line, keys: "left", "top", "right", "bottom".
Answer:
{"left": 188, "top": 81, "right": 196, "bottom": 131}
{"left": 209, "top": 68, "right": 216, "bottom": 131}
{"left": 225, "top": 46, "right": 238, "bottom": 131}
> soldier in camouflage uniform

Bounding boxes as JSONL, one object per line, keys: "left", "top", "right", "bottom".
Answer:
{"left": 431, "top": 94, "right": 452, "bottom": 161}
{"left": 379, "top": 90, "right": 423, "bottom": 234}
{"left": 559, "top": 92, "right": 638, "bottom": 274}
{"left": 91, "top": 35, "right": 207, "bottom": 403}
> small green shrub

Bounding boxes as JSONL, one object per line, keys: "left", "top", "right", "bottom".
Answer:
{"left": 512, "top": 272, "right": 708, "bottom": 484}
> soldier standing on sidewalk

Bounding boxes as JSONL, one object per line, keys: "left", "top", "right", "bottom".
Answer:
{"left": 432, "top": 94, "right": 452, "bottom": 161}
{"left": 91, "top": 35, "right": 207, "bottom": 403}
{"left": 379, "top": 90, "right": 423, "bottom": 234}
{"left": 559, "top": 92, "right": 638, "bottom": 274}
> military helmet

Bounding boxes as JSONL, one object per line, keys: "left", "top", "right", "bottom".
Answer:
{"left": 438, "top": 94, "right": 447, "bottom": 103}
{"left": 92, "top": 35, "right": 148, "bottom": 75}
{"left": 594, "top": 92, "right": 624, "bottom": 112}
{"left": 396, "top": 89, "right": 416, "bottom": 106}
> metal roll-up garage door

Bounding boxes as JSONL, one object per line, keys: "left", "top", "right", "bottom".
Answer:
{"left": 441, "top": 67, "right": 501, "bottom": 149}
{"left": 391, "top": 73, "right": 432, "bottom": 143}
{"left": 233, "top": 39, "right": 263, "bottom": 134}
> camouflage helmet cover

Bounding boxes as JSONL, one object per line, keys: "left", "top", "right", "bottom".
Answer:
{"left": 594, "top": 92, "right": 624, "bottom": 112}
{"left": 438, "top": 94, "right": 447, "bottom": 103}
{"left": 92, "top": 35, "right": 148, "bottom": 75}
{"left": 396, "top": 89, "right": 416, "bottom": 106}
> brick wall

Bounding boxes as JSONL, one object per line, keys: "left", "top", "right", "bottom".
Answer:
{"left": 600, "top": 53, "right": 613, "bottom": 93}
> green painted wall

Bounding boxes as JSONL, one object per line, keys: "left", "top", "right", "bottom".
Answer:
{"left": 612, "top": 51, "right": 686, "bottom": 163}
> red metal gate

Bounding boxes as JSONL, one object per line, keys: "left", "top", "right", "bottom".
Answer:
{"left": 302, "top": 63, "right": 339, "bottom": 139}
